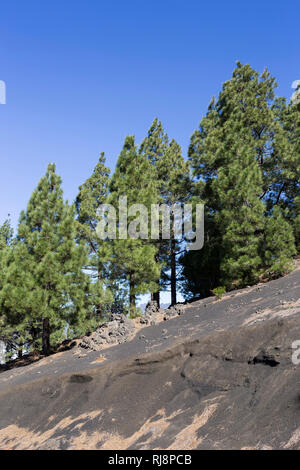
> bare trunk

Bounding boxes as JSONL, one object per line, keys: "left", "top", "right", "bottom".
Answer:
{"left": 151, "top": 252, "right": 160, "bottom": 307}
{"left": 42, "top": 317, "right": 50, "bottom": 356}
{"left": 129, "top": 272, "right": 136, "bottom": 314}
{"left": 30, "top": 323, "right": 39, "bottom": 350}
{"left": 170, "top": 237, "right": 177, "bottom": 306}
{"left": 96, "top": 270, "right": 102, "bottom": 319}
{"left": 170, "top": 211, "right": 177, "bottom": 306}
{"left": 151, "top": 291, "right": 160, "bottom": 308}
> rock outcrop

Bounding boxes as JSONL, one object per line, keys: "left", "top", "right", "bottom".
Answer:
{"left": 79, "top": 303, "right": 186, "bottom": 351}
{"left": 140, "top": 301, "right": 185, "bottom": 325}
{"left": 79, "top": 314, "right": 135, "bottom": 351}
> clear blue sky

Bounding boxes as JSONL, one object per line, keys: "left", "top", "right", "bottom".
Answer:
{"left": 1, "top": 0, "right": 299, "bottom": 229}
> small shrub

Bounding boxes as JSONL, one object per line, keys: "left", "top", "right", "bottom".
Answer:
{"left": 212, "top": 286, "right": 226, "bottom": 300}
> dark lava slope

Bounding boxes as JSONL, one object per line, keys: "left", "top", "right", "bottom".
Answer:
{"left": 0, "top": 263, "right": 300, "bottom": 449}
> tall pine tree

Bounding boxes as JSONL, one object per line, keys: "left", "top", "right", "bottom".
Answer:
{"left": 214, "top": 120, "right": 265, "bottom": 287}
{"left": 2, "top": 164, "right": 89, "bottom": 354}
{"left": 103, "top": 136, "right": 161, "bottom": 315}
{"left": 272, "top": 94, "right": 300, "bottom": 250}
{"left": 186, "top": 62, "right": 297, "bottom": 293}
{"left": 140, "top": 119, "right": 191, "bottom": 305}
{"left": 76, "top": 153, "right": 112, "bottom": 320}
{"left": 0, "top": 218, "right": 16, "bottom": 356}
{"left": 139, "top": 119, "right": 169, "bottom": 306}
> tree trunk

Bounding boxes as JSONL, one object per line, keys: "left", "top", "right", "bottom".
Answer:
{"left": 30, "top": 323, "right": 39, "bottom": 350}
{"left": 170, "top": 237, "right": 177, "bottom": 306}
{"left": 151, "top": 252, "right": 160, "bottom": 307}
{"left": 42, "top": 317, "right": 50, "bottom": 356}
{"left": 96, "top": 271, "right": 103, "bottom": 319}
{"left": 129, "top": 272, "right": 136, "bottom": 314}
{"left": 151, "top": 291, "right": 160, "bottom": 308}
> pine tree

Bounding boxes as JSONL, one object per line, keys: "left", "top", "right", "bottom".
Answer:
{"left": 139, "top": 119, "right": 169, "bottom": 305}
{"left": 0, "top": 240, "right": 34, "bottom": 357}
{"left": 272, "top": 95, "right": 300, "bottom": 250}
{"left": 0, "top": 218, "right": 14, "bottom": 351}
{"left": 264, "top": 206, "right": 296, "bottom": 278}
{"left": 0, "top": 219, "right": 36, "bottom": 358}
{"left": 0, "top": 217, "right": 13, "bottom": 250}
{"left": 103, "top": 136, "right": 161, "bottom": 315}
{"left": 76, "top": 153, "right": 110, "bottom": 253}
{"left": 75, "top": 153, "right": 112, "bottom": 319}
{"left": 140, "top": 119, "right": 191, "bottom": 305}
{"left": 0, "top": 217, "right": 13, "bottom": 324}
{"left": 157, "top": 139, "right": 191, "bottom": 305}
{"left": 215, "top": 121, "right": 265, "bottom": 287}
{"left": 2, "top": 164, "right": 89, "bottom": 355}
{"left": 179, "top": 211, "right": 221, "bottom": 299}
{"left": 186, "top": 62, "right": 295, "bottom": 293}
{"left": 189, "top": 62, "right": 280, "bottom": 206}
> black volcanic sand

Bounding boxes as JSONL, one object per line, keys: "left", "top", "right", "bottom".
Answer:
{"left": 0, "top": 265, "right": 300, "bottom": 449}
